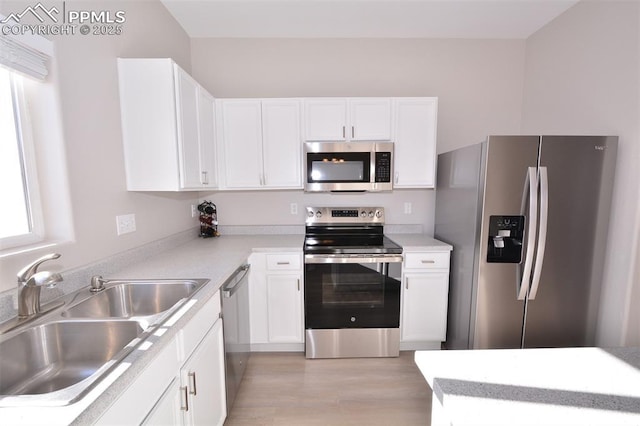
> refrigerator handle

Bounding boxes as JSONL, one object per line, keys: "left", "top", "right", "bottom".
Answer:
{"left": 529, "top": 167, "right": 549, "bottom": 300}
{"left": 518, "top": 167, "right": 538, "bottom": 300}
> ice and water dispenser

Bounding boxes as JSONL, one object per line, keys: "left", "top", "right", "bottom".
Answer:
{"left": 487, "top": 215, "right": 525, "bottom": 263}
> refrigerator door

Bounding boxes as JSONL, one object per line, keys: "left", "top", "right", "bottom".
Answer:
{"left": 473, "top": 136, "right": 540, "bottom": 349}
{"left": 523, "top": 136, "right": 617, "bottom": 348}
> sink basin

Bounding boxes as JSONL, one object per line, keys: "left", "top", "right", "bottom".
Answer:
{"left": 0, "top": 278, "right": 208, "bottom": 406}
{"left": 62, "top": 280, "right": 205, "bottom": 319}
{"left": 0, "top": 320, "right": 144, "bottom": 397}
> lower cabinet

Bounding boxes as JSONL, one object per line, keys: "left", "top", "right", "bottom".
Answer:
{"left": 400, "top": 251, "right": 451, "bottom": 350}
{"left": 98, "top": 292, "right": 226, "bottom": 425}
{"left": 249, "top": 252, "right": 304, "bottom": 351}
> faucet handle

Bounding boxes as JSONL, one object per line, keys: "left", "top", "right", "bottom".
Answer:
{"left": 17, "top": 253, "right": 62, "bottom": 283}
{"left": 90, "top": 275, "right": 107, "bottom": 292}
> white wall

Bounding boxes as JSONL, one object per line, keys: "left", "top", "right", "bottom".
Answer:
{"left": 0, "top": 1, "right": 197, "bottom": 293}
{"left": 191, "top": 38, "right": 526, "bottom": 230}
{"left": 521, "top": 1, "right": 640, "bottom": 346}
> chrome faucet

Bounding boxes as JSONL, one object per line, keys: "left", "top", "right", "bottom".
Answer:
{"left": 17, "top": 253, "right": 63, "bottom": 318}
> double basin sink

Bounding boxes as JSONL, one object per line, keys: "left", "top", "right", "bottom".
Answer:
{"left": 0, "top": 279, "right": 208, "bottom": 406}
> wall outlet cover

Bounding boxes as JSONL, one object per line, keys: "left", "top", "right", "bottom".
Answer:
{"left": 116, "top": 214, "right": 136, "bottom": 235}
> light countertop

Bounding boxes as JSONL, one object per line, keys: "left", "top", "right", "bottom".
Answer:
{"left": 415, "top": 347, "right": 640, "bottom": 426}
{"left": 388, "top": 234, "right": 453, "bottom": 252}
{"left": 1, "top": 231, "right": 450, "bottom": 424}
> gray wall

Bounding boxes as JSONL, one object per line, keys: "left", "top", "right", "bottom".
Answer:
{"left": 521, "top": 0, "right": 640, "bottom": 346}
{"left": 0, "top": 1, "right": 196, "bottom": 293}
{"left": 191, "top": 38, "right": 526, "bottom": 231}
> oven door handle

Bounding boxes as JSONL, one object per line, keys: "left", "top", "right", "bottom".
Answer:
{"left": 304, "top": 254, "right": 403, "bottom": 264}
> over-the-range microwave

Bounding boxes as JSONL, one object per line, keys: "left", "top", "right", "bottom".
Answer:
{"left": 303, "top": 141, "right": 394, "bottom": 192}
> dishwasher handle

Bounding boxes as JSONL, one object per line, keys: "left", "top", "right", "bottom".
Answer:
{"left": 222, "top": 264, "right": 250, "bottom": 298}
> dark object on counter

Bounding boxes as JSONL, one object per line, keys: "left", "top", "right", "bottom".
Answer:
{"left": 198, "top": 200, "right": 219, "bottom": 238}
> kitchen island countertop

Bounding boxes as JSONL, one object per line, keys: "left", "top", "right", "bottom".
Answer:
{"left": 415, "top": 346, "right": 640, "bottom": 425}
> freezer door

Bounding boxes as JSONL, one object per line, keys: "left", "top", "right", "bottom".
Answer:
{"left": 473, "top": 136, "right": 540, "bottom": 349}
{"left": 523, "top": 136, "right": 617, "bottom": 348}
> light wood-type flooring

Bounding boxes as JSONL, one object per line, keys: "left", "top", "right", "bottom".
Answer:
{"left": 224, "top": 351, "right": 432, "bottom": 425}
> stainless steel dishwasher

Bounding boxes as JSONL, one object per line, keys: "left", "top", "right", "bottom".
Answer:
{"left": 220, "top": 264, "right": 251, "bottom": 413}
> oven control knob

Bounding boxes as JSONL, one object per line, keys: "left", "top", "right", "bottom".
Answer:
{"left": 307, "top": 211, "right": 314, "bottom": 218}
{"left": 316, "top": 211, "right": 322, "bottom": 218}
{"left": 350, "top": 316, "right": 356, "bottom": 322}
{"left": 368, "top": 211, "right": 374, "bottom": 218}
{"left": 375, "top": 210, "right": 382, "bottom": 218}
{"left": 360, "top": 211, "right": 366, "bottom": 218}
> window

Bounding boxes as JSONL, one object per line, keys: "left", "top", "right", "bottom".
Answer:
{"left": 0, "top": 67, "right": 43, "bottom": 249}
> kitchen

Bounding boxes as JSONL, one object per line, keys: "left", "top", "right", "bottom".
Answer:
{"left": 0, "top": 0, "right": 638, "bottom": 424}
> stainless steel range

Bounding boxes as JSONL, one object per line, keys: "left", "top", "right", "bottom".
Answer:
{"left": 303, "top": 207, "right": 403, "bottom": 359}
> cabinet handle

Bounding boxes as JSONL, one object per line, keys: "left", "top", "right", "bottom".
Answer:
{"left": 201, "top": 171, "right": 208, "bottom": 185}
{"left": 421, "top": 260, "right": 436, "bottom": 264}
{"left": 180, "top": 386, "right": 189, "bottom": 411}
{"left": 351, "top": 126, "right": 354, "bottom": 139}
{"left": 297, "top": 278, "right": 300, "bottom": 291}
{"left": 188, "top": 371, "right": 197, "bottom": 396}
{"left": 395, "top": 172, "right": 399, "bottom": 184}
{"left": 342, "top": 126, "right": 345, "bottom": 139}
{"left": 276, "top": 261, "right": 290, "bottom": 265}
{"left": 405, "top": 278, "right": 409, "bottom": 290}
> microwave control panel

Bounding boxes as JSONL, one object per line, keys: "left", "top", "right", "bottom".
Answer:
{"left": 375, "top": 152, "right": 392, "bottom": 183}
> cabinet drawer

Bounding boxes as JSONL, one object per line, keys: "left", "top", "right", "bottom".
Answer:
{"left": 404, "top": 252, "right": 450, "bottom": 270}
{"left": 266, "top": 253, "right": 301, "bottom": 271}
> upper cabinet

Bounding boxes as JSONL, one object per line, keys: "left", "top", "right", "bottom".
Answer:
{"left": 217, "top": 99, "right": 302, "bottom": 190}
{"left": 117, "top": 58, "right": 217, "bottom": 191}
{"left": 303, "top": 98, "right": 392, "bottom": 141}
{"left": 392, "top": 98, "right": 438, "bottom": 188}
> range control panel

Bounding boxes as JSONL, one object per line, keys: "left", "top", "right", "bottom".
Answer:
{"left": 306, "top": 207, "right": 384, "bottom": 225}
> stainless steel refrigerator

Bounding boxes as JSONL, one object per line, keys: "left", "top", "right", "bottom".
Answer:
{"left": 435, "top": 136, "right": 617, "bottom": 349}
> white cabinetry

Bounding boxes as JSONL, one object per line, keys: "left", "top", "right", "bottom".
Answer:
{"left": 303, "top": 98, "right": 392, "bottom": 141}
{"left": 99, "top": 292, "right": 226, "bottom": 425}
{"left": 392, "top": 98, "right": 438, "bottom": 188}
{"left": 401, "top": 251, "right": 451, "bottom": 350}
{"left": 218, "top": 99, "right": 302, "bottom": 189}
{"left": 248, "top": 252, "right": 304, "bottom": 351}
{"left": 117, "top": 58, "right": 217, "bottom": 191}
{"left": 179, "top": 319, "right": 226, "bottom": 425}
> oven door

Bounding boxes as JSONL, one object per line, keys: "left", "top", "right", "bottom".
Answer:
{"left": 304, "top": 254, "right": 402, "bottom": 329}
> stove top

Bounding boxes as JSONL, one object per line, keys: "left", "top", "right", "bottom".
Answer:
{"left": 303, "top": 207, "right": 402, "bottom": 255}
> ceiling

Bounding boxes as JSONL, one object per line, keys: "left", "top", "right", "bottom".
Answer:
{"left": 160, "top": 0, "right": 580, "bottom": 39}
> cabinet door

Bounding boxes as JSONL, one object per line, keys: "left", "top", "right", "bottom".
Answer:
{"left": 266, "top": 274, "right": 303, "bottom": 343}
{"left": 174, "top": 66, "right": 202, "bottom": 189}
{"left": 220, "top": 100, "right": 263, "bottom": 188}
{"left": 303, "top": 99, "right": 347, "bottom": 141}
{"left": 401, "top": 272, "right": 449, "bottom": 342}
{"left": 182, "top": 319, "right": 227, "bottom": 426}
{"left": 141, "top": 378, "right": 182, "bottom": 426}
{"left": 198, "top": 89, "right": 217, "bottom": 188}
{"left": 349, "top": 98, "right": 392, "bottom": 141}
{"left": 393, "top": 98, "right": 438, "bottom": 188}
{"left": 262, "top": 99, "right": 302, "bottom": 188}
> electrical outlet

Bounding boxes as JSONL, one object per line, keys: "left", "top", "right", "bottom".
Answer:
{"left": 116, "top": 214, "right": 136, "bottom": 235}
{"left": 404, "top": 202, "right": 412, "bottom": 214}
{"left": 290, "top": 203, "right": 298, "bottom": 215}
{"left": 191, "top": 205, "right": 198, "bottom": 218}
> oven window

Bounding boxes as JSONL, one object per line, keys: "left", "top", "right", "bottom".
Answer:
{"left": 321, "top": 269, "right": 384, "bottom": 307}
{"left": 307, "top": 152, "right": 371, "bottom": 183}
{"left": 305, "top": 262, "right": 400, "bottom": 329}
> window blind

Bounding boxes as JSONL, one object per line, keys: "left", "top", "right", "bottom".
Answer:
{"left": 0, "top": 29, "right": 52, "bottom": 81}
